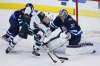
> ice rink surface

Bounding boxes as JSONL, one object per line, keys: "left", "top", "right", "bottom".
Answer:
{"left": 0, "top": 10, "right": 100, "bottom": 66}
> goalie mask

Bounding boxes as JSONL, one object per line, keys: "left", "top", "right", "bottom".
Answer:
{"left": 59, "top": 9, "right": 68, "bottom": 18}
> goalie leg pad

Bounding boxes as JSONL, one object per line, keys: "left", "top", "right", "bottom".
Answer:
{"left": 65, "top": 44, "right": 95, "bottom": 55}
{"left": 47, "top": 37, "right": 69, "bottom": 51}
{"left": 43, "top": 28, "right": 62, "bottom": 43}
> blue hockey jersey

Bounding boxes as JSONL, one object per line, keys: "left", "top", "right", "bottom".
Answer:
{"left": 50, "top": 15, "right": 82, "bottom": 36}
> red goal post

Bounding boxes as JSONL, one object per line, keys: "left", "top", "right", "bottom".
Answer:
{"left": 75, "top": 0, "right": 100, "bottom": 23}
{"left": 75, "top": 0, "right": 79, "bottom": 23}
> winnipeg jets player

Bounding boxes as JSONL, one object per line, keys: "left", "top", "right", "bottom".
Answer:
{"left": 2, "top": 3, "right": 34, "bottom": 53}
{"left": 2, "top": 3, "right": 33, "bottom": 43}
{"left": 43, "top": 9, "right": 95, "bottom": 56}
{"left": 44, "top": 9, "right": 82, "bottom": 46}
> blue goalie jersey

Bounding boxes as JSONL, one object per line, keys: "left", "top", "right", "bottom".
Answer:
{"left": 50, "top": 15, "right": 82, "bottom": 36}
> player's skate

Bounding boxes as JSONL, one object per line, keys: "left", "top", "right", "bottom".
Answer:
{"left": 5, "top": 37, "right": 16, "bottom": 54}
{"left": 6, "top": 41, "right": 16, "bottom": 53}
{"left": 32, "top": 34, "right": 42, "bottom": 56}
{"left": 32, "top": 45, "right": 40, "bottom": 56}
{"left": 1, "top": 34, "right": 10, "bottom": 42}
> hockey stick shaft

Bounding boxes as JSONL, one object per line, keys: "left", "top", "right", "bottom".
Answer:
{"left": 53, "top": 52, "right": 68, "bottom": 60}
{"left": 43, "top": 45, "right": 57, "bottom": 63}
{"left": 47, "top": 52, "right": 57, "bottom": 63}
{"left": 45, "top": 44, "right": 68, "bottom": 61}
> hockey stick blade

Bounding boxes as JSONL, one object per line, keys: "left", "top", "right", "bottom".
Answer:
{"left": 53, "top": 52, "right": 68, "bottom": 60}
{"left": 58, "top": 57, "right": 68, "bottom": 60}
{"left": 55, "top": 55, "right": 68, "bottom": 63}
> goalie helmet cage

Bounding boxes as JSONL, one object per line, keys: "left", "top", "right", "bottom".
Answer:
{"left": 57, "top": 0, "right": 79, "bottom": 23}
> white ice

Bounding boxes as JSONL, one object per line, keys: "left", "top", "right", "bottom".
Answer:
{"left": 0, "top": 9, "right": 100, "bottom": 66}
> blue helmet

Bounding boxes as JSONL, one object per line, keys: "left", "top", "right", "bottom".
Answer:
{"left": 59, "top": 9, "right": 68, "bottom": 18}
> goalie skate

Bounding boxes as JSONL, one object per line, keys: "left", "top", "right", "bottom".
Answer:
{"left": 66, "top": 42, "right": 96, "bottom": 56}
{"left": 80, "top": 42, "right": 96, "bottom": 53}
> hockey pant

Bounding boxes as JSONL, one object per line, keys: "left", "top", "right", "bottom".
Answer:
{"left": 8, "top": 16, "right": 19, "bottom": 37}
{"left": 65, "top": 43, "right": 95, "bottom": 55}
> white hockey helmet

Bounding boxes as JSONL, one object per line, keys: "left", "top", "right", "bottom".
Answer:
{"left": 24, "top": 7, "right": 32, "bottom": 15}
{"left": 25, "top": 3, "right": 34, "bottom": 9}
{"left": 24, "top": 3, "right": 34, "bottom": 15}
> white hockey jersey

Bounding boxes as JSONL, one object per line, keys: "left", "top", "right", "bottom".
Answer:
{"left": 30, "top": 10, "right": 49, "bottom": 33}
